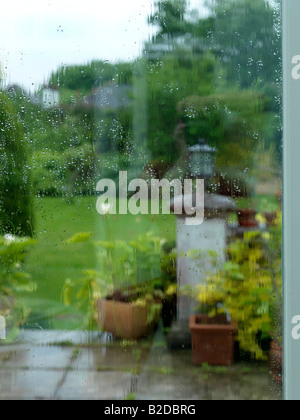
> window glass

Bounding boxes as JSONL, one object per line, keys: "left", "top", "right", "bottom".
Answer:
{"left": 0, "top": 0, "right": 282, "bottom": 400}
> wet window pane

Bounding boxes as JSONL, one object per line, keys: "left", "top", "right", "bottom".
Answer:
{"left": 0, "top": 0, "right": 282, "bottom": 400}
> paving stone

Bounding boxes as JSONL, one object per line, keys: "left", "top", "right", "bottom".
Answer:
{"left": 0, "top": 330, "right": 282, "bottom": 400}
{"left": 56, "top": 371, "right": 134, "bottom": 400}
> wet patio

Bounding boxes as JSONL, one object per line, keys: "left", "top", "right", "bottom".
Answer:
{"left": 0, "top": 326, "right": 282, "bottom": 401}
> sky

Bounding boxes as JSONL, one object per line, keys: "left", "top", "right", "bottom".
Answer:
{"left": 0, "top": 0, "right": 207, "bottom": 92}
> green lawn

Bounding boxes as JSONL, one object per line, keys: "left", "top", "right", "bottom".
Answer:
{"left": 23, "top": 196, "right": 176, "bottom": 330}
{"left": 235, "top": 194, "right": 280, "bottom": 213}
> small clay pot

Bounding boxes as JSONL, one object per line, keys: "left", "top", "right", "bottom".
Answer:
{"left": 190, "top": 315, "right": 237, "bottom": 367}
{"left": 96, "top": 299, "right": 161, "bottom": 340}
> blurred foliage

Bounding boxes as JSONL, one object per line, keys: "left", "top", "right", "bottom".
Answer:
{"left": 149, "top": 0, "right": 189, "bottom": 38}
{"left": 0, "top": 235, "right": 35, "bottom": 334}
{"left": 0, "top": 0, "right": 283, "bottom": 340}
{"left": 145, "top": 0, "right": 282, "bottom": 169}
{"left": 31, "top": 144, "right": 97, "bottom": 196}
{"left": 144, "top": 52, "right": 215, "bottom": 164}
{"left": 0, "top": 92, "right": 34, "bottom": 236}
{"left": 62, "top": 231, "right": 166, "bottom": 327}
{"left": 206, "top": 0, "right": 281, "bottom": 91}
{"left": 0, "top": 235, "right": 35, "bottom": 299}
{"left": 196, "top": 214, "right": 282, "bottom": 360}
{"left": 179, "top": 91, "right": 271, "bottom": 170}
{"left": 64, "top": 231, "right": 165, "bottom": 297}
{"left": 49, "top": 61, "right": 134, "bottom": 94}
{"left": 1, "top": 0, "right": 281, "bottom": 203}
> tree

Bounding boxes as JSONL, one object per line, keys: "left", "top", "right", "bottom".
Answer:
{"left": 0, "top": 92, "right": 33, "bottom": 236}
{"left": 206, "top": 0, "right": 282, "bottom": 156}
{"left": 206, "top": 0, "right": 281, "bottom": 90}
{"left": 148, "top": 0, "right": 281, "bottom": 92}
{"left": 49, "top": 61, "right": 134, "bottom": 95}
{"left": 149, "top": 0, "right": 189, "bottom": 39}
{"left": 178, "top": 91, "right": 271, "bottom": 169}
{"left": 145, "top": 52, "right": 215, "bottom": 165}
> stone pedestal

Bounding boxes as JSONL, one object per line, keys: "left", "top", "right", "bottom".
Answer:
{"left": 177, "top": 217, "right": 227, "bottom": 322}
{"left": 167, "top": 193, "right": 236, "bottom": 350}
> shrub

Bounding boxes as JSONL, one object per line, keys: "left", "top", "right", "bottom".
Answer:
{"left": 32, "top": 145, "right": 97, "bottom": 197}
{"left": 0, "top": 92, "right": 33, "bottom": 236}
{"left": 0, "top": 234, "right": 35, "bottom": 337}
{"left": 196, "top": 214, "right": 282, "bottom": 360}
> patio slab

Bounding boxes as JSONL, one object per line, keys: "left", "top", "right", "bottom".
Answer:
{"left": 0, "top": 329, "right": 282, "bottom": 400}
{"left": 55, "top": 371, "right": 135, "bottom": 400}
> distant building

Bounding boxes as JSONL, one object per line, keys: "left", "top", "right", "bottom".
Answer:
{"left": 6, "top": 84, "right": 24, "bottom": 94}
{"left": 42, "top": 86, "right": 60, "bottom": 108}
{"left": 88, "top": 82, "right": 132, "bottom": 111}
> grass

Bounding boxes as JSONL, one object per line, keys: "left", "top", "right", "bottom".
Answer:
{"left": 124, "top": 393, "right": 136, "bottom": 401}
{"left": 147, "top": 366, "right": 175, "bottom": 375}
{"left": 201, "top": 363, "right": 229, "bottom": 374}
{"left": 22, "top": 196, "right": 176, "bottom": 330}
{"left": 235, "top": 194, "right": 280, "bottom": 213}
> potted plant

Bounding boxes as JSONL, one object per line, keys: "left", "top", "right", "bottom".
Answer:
{"left": 206, "top": 224, "right": 282, "bottom": 363}
{"left": 63, "top": 232, "right": 164, "bottom": 340}
{"left": 97, "top": 291, "right": 161, "bottom": 340}
{"left": 189, "top": 281, "right": 237, "bottom": 367}
{"left": 96, "top": 233, "right": 165, "bottom": 339}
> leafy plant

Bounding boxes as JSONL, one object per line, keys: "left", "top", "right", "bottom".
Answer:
{"left": 62, "top": 232, "right": 166, "bottom": 327}
{"left": 95, "top": 231, "right": 165, "bottom": 292}
{"left": 0, "top": 234, "right": 35, "bottom": 334}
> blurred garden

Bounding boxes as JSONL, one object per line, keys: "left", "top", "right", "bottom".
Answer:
{"left": 0, "top": 0, "right": 282, "bottom": 384}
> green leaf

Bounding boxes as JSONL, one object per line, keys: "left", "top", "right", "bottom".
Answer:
{"left": 65, "top": 232, "right": 92, "bottom": 244}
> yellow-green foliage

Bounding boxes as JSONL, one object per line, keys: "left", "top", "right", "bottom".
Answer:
{"left": 0, "top": 235, "right": 35, "bottom": 333}
{"left": 197, "top": 214, "right": 282, "bottom": 360}
{"left": 0, "top": 235, "right": 35, "bottom": 298}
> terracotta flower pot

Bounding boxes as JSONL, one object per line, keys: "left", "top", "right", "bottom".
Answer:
{"left": 269, "top": 341, "right": 283, "bottom": 385}
{"left": 96, "top": 299, "right": 161, "bottom": 340}
{"left": 237, "top": 209, "right": 258, "bottom": 228}
{"left": 189, "top": 315, "right": 237, "bottom": 367}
